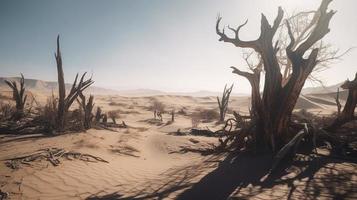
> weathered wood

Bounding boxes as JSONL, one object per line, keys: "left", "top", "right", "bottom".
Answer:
{"left": 271, "top": 124, "right": 308, "bottom": 171}
{"left": 4, "top": 147, "right": 108, "bottom": 170}
{"left": 54, "top": 35, "right": 94, "bottom": 132}
{"left": 335, "top": 88, "right": 342, "bottom": 116}
{"left": 327, "top": 73, "right": 357, "bottom": 130}
{"left": 216, "top": 0, "right": 335, "bottom": 150}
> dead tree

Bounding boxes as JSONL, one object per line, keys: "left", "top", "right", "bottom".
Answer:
{"left": 217, "top": 84, "right": 233, "bottom": 122}
{"left": 157, "top": 111, "right": 163, "bottom": 122}
{"left": 277, "top": 11, "right": 351, "bottom": 86}
{"left": 95, "top": 107, "right": 103, "bottom": 122}
{"left": 171, "top": 109, "right": 175, "bottom": 122}
{"left": 216, "top": 0, "right": 335, "bottom": 150}
{"left": 102, "top": 114, "right": 108, "bottom": 124}
{"left": 55, "top": 35, "right": 94, "bottom": 132}
{"left": 327, "top": 73, "right": 357, "bottom": 130}
{"left": 242, "top": 9, "right": 351, "bottom": 87}
{"left": 77, "top": 92, "right": 94, "bottom": 129}
{"left": 4, "top": 74, "right": 27, "bottom": 118}
{"left": 231, "top": 52, "right": 263, "bottom": 118}
{"left": 335, "top": 88, "right": 342, "bottom": 116}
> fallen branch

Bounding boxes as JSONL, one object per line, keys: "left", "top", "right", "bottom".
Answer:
{"left": 4, "top": 147, "right": 108, "bottom": 169}
{"left": 271, "top": 123, "right": 309, "bottom": 171}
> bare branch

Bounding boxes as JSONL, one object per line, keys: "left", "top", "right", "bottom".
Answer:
{"left": 216, "top": 16, "right": 259, "bottom": 50}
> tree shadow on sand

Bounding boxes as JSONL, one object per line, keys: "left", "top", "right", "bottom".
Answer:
{"left": 86, "top": 151, "right": 357, "bottom": 200}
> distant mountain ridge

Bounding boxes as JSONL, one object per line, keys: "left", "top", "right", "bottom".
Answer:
{"left": 0, "top": 77, "right": 119, "bottom": 95}
{"left": 0, "top": 76, "right": 344, "bottom": 97}
{"left": 0, "top": 77, "right": 249, "bottom": 97}
{"left": 301, "top": 82, "right": 343, "bottom": 95}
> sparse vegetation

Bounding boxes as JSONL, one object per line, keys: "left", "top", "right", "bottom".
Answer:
{"left": 191, "top": 109, "right": 219, "bottom": 126}
{"left": 150, "top": 100, "right": 165, "bottom": 118}
{"left": 4, "top": 74, "right": 27, "bottom": 119}
{"left": 108, "top": 110, "right": 120, "bottom": 124}
{"left": 0, "top": 1, "right": 356, "bottom": 199}
{"left": 77, "top": 92, "right": 95, "bottom": 129}
{"left": 108, "top": 101, "right": 126, "bottom": 107}
{"left": 327, "top": 73, "right": 357, "bottom": 131}
{"left": 54, "top": 35, "right": 94, "bottom": 132}
{"left": 216, "top": 0, "right": 339, "bottom": 151}
{"left": 217, "top": 84, "right": 233, "bottom": 122}
{"left": 95, "top": 107, "right": 103, "bottom": 123}
{"left": 39, "top": 94, "right": 58, "bottom": 133}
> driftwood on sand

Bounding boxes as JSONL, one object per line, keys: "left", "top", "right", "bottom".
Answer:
{"left": 4, "top": 147, "right": 108, "bottom": 170}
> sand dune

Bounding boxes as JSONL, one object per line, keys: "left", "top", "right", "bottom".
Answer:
{"left": 0, "top": 85, "right": 355, "bottom": 199}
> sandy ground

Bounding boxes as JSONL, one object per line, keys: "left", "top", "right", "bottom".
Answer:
{"left": 0, "top": 94, "right": 356, "bottom": 199}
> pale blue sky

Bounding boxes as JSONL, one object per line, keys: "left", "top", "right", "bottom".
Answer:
{"left": 0, "top": 0, "right": 356, "bottom": 93}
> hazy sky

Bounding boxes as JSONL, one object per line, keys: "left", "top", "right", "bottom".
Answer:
{"left": 0, "top": 0, "right": 356, "bottom": 93}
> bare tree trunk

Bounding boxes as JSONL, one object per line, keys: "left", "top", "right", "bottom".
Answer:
{"left": 55, "top": 35, "right": 66, "bottom": 131}
{"left": 327, "top": 73, "right": 357, "bottom": 130}
{"left": 171, "top": 110, "right": 175, "bottom": 122}
{"left": 54, "top": 35, "right": 94, "bottom": 132}
{"left": 217, "top": 0, "right": 335, "bottom": 150}
{"left": 335, "top": 88, "right": 342, "bottom": 116}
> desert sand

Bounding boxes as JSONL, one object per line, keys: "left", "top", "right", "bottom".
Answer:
{"left": 0, "top": 92, "right": 356, "bottom": 200}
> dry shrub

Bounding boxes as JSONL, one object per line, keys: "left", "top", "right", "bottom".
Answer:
{"left": 193, "top": 108, "right": 219, "bottom": 123}
{"left": 108, "top": 101, "right": 126, "bottom": 107}
{"left": 177, "top": 107, "right": 188, "bottom": 116}
{"left": 108, "top": 110, "right": 120, "bottom": 124}
{"left": 38, "top": 95, "right": 58, "bottom": 132}
{"left": 109, "top": 109, "right": 139, "bottom": 115}
{"left": 38, "top": 95, "right": 85, "bottom": 133}
{"left": 149, "top": 100, "right": 165, "bottom": 112}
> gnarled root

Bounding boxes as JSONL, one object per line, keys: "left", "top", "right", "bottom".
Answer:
{"left": 4, "top": 147, "right": 108, "bottom": 170}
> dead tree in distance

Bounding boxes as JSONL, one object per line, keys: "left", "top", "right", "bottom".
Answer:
{"left": 55, "top": 35, "right": 94, "bottom": 132}
{"left": 327, "top": 73, "right": 357, "bottom": 130}
{"left": 335, "top": 87, "right": 342, "bottom": 116}
{"left": 95, "top": 107, "right": 103, "bottom": 123}
{"left": 171, "top": 109, "right": 175, "bottom": 122}
{"left": 217, "top": 84, "right": 233, "bottom": 122}
{"left": 4, "top": 74, "right": 27, "bottom": 119}
{"left": 216, "top": 0, "right": 335, "bottom": 150}
{"left": 77, "top": 92, "right": 95, "bottom": 129}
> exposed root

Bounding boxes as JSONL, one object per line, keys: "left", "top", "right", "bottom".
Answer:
{"left": 271, "top": 124, "right": 309, "bottom": 172}
{"left": 4, "top": 147, "right": 108, "bottom": 170}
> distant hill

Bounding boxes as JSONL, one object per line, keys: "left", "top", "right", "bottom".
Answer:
{"left": 0, "top": 77, "right": 248, "bottom": 97}
{"left": 0, "top": 77, "right": 119, "bottom": 95}
{"left": 301, "top": 82, "right": 343, "bottom": 95}
{"left": 108, "top": 89, "right": 248, "bottom": 97}
{"left": 0, "top": 76, "right": 350, "bottom": 112}
{"left": 0, "top": 76, "right": 346, "bottom": 100}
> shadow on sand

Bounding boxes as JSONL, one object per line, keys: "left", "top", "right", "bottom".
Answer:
{"left": 87, "top": 151, "right": 357, "bottom": 200}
